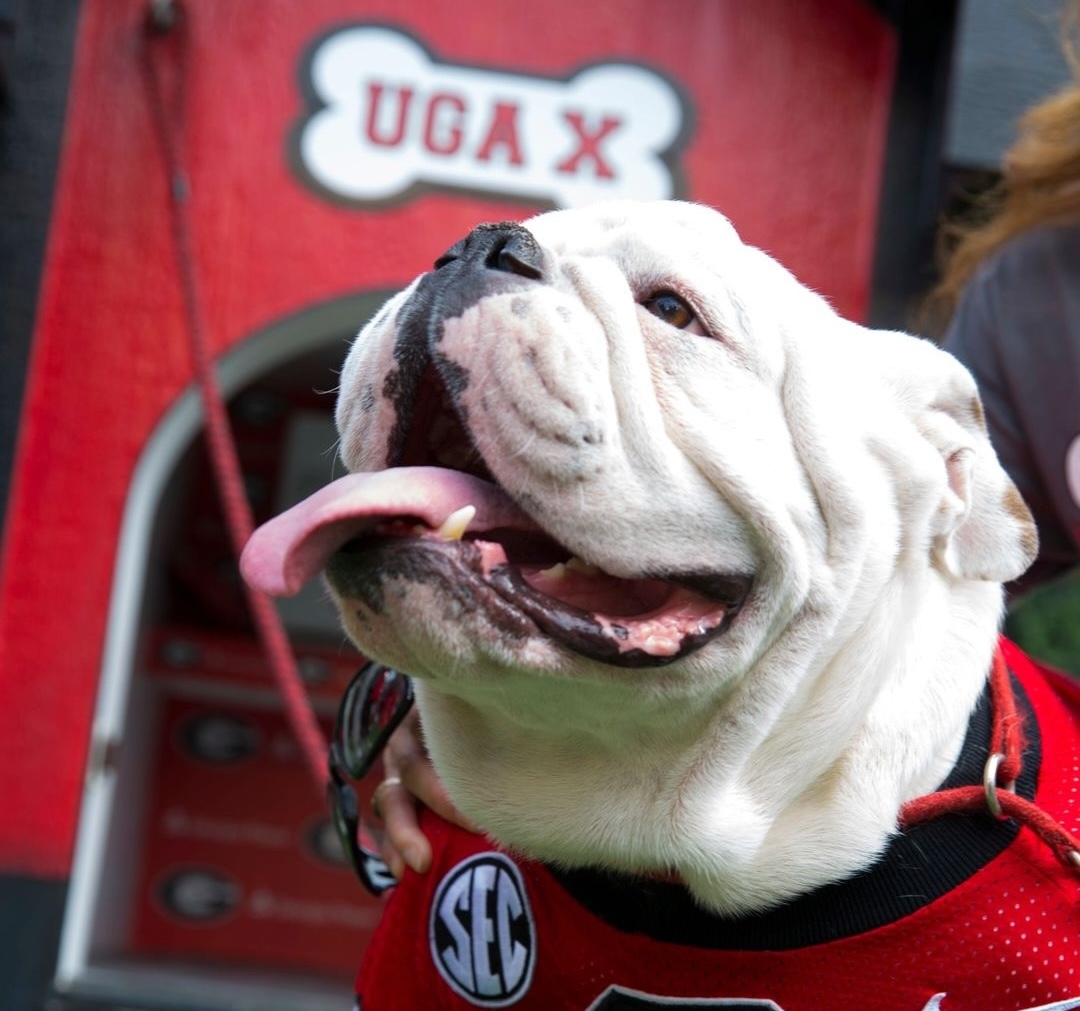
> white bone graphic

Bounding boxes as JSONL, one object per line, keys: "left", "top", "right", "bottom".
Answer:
{"left": 296, "top": 26, "right": 687, "bottom": 208}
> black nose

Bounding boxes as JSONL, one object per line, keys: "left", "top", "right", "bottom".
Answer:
{"left": 434, "top": 221, "right": 544, "bottom": 280}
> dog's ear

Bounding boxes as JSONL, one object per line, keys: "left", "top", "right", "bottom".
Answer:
{"left": 920, "top": 389, "right": 1038, "bottom": 583}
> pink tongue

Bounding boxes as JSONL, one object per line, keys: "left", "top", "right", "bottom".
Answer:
{"left": 240, "top": 467, "right": 534, "bottom": 597}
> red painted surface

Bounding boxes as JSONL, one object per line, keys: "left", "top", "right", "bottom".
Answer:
{"left": 129, "top": 698, "right": 384, "bottom": 976}
{"left": 0, "top": 0, "right": 894, "bottom": 878}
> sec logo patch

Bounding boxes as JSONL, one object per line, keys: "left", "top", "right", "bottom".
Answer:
{"left": 429, "top": 852, "right": 536, "bottom": 1006}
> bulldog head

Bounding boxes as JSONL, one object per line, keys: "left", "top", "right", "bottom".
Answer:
{"left": 242, "top": 200, "right": 1036, "bottom": 910}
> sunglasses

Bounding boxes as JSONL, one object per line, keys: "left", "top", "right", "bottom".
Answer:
{"left": 327, "top": 661, "right": 415, "bottom": 895}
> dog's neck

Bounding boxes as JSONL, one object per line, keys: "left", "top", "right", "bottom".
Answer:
{"left": 419, "top": 578, "right": 1003, "bottom": 916}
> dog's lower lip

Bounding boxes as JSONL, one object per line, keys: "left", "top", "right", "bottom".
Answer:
{"left": 328, "top": 530, "right": 747, "bottom": 668}
{"left": 488, "top": 563, "right": 744, "bottom": 667}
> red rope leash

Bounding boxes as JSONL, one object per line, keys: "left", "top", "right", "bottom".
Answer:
{"left": 900, "top": 650, "right": 1080, "bottom": 873}
{"left": 986, "top": 647, "right": 1024, "bottom": 784}
{"left": 141, "top": 1, "right": 328, "bottom": 793}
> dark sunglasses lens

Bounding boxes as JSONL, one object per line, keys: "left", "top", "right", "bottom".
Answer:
{"left": 329, "top": 663, "right": 413, "bottom": 893}
{"left": 338, "top": 662, "right": 413, "bottom": 778}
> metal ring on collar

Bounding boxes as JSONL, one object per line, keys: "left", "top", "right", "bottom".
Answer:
{"left": 982, "top": 752, "right": 1016, "bottom": 819}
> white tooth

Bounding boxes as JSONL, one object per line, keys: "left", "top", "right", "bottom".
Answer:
{"left": 438, "top": 504, "right": 476, "bottom": 541}
{"left": 566, "top": 556, "right": 600, "bottom": 577}
{"left": 539, "top": 562, "right": 568, "bottom": 580}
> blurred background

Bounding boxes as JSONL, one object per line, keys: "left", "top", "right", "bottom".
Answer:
{"left": 0, "top": 1, "right": 1073, "bottom": 1009}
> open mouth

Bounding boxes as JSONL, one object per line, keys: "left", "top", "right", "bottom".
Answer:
{"left": 241, "top": 366, "right": 751, "bottom": 668}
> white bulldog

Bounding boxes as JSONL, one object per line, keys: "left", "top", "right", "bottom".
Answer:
{"left": 242, "top": 199, "right": 1039, "bottom": 918}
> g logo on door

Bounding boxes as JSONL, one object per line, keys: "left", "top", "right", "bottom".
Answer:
{"left": 430, "top": 853, "right": 536, "bottom": 1006}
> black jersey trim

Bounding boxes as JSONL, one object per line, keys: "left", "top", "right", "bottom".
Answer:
{"left": 549, "top": 672, "right": 1040, "bottom": 950}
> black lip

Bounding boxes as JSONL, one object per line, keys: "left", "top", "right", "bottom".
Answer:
{"left": 326, "top": 536, "right": 537, "bottom": 642}
{"left": 671, "top": 572, "right": 753, "bottom": 609}
{"left": 486, "top": 564, "right": 743, "bottom": 669}
{"left": 327, "top": 536, "right": 749, "bottom": 669}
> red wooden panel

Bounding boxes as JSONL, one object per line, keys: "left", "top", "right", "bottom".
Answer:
{"left": 0, "top": 0, "right": 893, "bottom": 876}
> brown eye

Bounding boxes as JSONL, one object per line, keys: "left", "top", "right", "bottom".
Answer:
{"left": 642, "top": 291, "right": 696, "bottom": 329}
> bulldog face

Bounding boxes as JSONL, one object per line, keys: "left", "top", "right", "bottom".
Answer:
{"left": 331, "top": 206, "right": 769, "bottom": 672}
{"left": 243, "top": 199, "right": 1035, "bottom": 707}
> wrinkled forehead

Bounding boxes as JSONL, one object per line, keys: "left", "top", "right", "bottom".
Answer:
{"left": 523, "top": 200, "right": 744, "bottom": 267}
{"left": 521, "top": 200, "right": 812, "bottom": 368}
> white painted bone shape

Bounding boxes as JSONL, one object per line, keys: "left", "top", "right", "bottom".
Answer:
{"left": 297, "top": 26, "right": 687, "bottom": 208}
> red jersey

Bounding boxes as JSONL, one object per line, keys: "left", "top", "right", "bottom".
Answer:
{"left": 355, "top": 640, "right": 1080, "bottom": 1011}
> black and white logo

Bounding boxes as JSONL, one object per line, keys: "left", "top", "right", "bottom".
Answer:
{"left": 179, "top": 712, "right": 260, "bottom": 764}
{"left": 430, "top": 853, "right": 535, "bottom": 1006}
{"left": 156, "top": 866, "right": 240, "bottom": 923}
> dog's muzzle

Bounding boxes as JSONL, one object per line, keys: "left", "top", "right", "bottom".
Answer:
{"left": 241, "top": 219, "right": 753, "bottom": 668}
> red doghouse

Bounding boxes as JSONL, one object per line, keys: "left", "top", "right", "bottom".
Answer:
{"left": 0, "top": 1, "right": 902, "bottom": 1007}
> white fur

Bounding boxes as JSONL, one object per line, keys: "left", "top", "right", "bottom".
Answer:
{"left": 332, "top": 200, "right": 1036, "bottom": 914}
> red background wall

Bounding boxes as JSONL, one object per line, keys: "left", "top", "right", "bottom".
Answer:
{"left": 0, "top": 0, "right": 894, "bottom": 878}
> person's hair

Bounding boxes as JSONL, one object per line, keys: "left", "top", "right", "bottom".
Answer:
{"left": 927, "top": 0, "right": 1080, "bottom": 325}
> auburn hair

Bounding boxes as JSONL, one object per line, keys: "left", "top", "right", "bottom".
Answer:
{"left": 927, "top": 0, "right": 1080, "bottom": 326}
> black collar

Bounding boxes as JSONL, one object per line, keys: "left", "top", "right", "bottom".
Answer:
{"left": 548, "top": 673, "right": 1039, "bottom": 950}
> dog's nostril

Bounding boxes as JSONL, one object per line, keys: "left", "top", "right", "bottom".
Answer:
{"left": 434, "top": 238, "right": 467, "bottom": 270}
{"left": 487, "top": 235, "right": 543, "bottom": 280}
{"left": 442, "top": 222, "right": 545, "bottom": 278}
